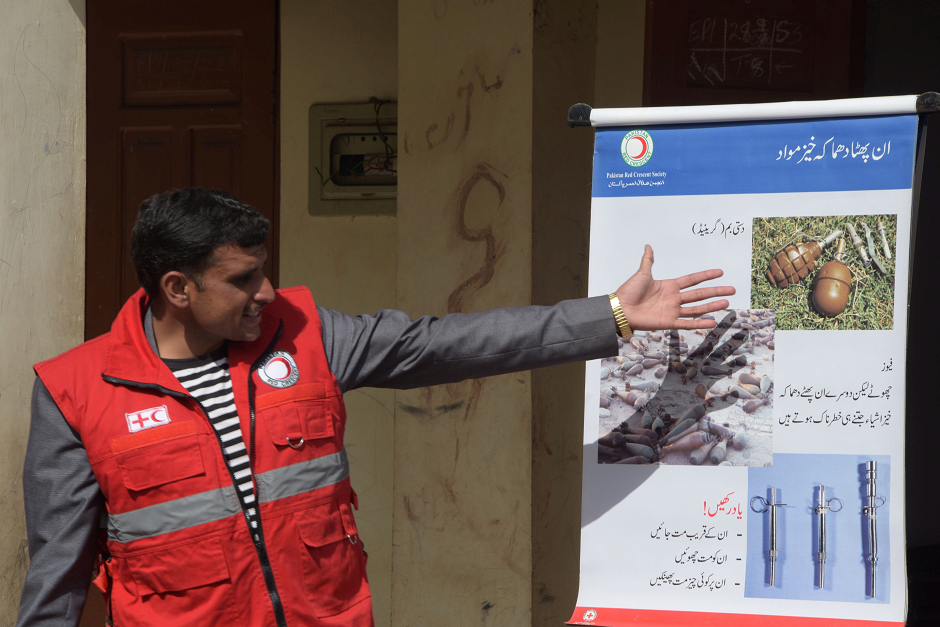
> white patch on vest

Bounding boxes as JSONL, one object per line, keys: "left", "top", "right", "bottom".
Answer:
{"left": 258, "top": 351, "right": 300, "bottom": 388}
{"left": 125, "top": 405, "right": 171, "bottom": 433}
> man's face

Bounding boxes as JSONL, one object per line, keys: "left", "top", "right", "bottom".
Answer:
{"left": 186, "top": 243, "right": 275, "bottom": 345}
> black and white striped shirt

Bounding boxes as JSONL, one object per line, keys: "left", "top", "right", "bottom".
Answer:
{"left": 164, "top": 346, "right": 260, "bottom": 536}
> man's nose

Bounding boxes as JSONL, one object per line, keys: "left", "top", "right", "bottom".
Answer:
{"left": 256, "top": 276, "right": 276, "bottom": 304}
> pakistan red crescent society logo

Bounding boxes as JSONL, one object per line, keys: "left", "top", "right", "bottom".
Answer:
{"left": 621, "top": 129, "right": 653, "bottom": 167}
{"left": 258, "top": 351, "right": 300, "bottom": 388}
{"left": 582, "top": 609, "right": 597, "bottom": 621}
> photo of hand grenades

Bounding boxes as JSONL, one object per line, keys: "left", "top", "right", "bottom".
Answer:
{"left": 812, "top": 238, "right": 852, "bottom": 317}
{"left": 766, "top": 229, "right": 842, "bottom": 288}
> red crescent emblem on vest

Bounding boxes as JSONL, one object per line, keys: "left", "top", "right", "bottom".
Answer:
{"left": 258, "top": 351, "right": 300, "bottom": 388}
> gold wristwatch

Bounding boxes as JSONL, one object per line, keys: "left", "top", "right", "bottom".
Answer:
{"left": 608, "top": 293, "right": 633, "bottom": 339}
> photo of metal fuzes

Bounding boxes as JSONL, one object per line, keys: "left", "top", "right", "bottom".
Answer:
{"left": 813, "top": 485, "right": 843, "bottom": 589}
{"left": 597, "top": 309, "right": 773, "bottom": 467}
{"left": 863, "top": 461, "right": 887, "bottom": 598}
{"left": 751, "top": 215, "right": 897, "bottom": 330}
{"left": 750, "top": 487, "right": 787, "bottom": 586}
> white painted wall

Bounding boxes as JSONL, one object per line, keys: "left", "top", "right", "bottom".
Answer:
{"left": 0, "top": 1, "right": 86, "bottom": 623}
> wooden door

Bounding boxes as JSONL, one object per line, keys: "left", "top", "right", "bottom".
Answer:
{"left": 86, "top": 0, "right": 278, "bottom": 341}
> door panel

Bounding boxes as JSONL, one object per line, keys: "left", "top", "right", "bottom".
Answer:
{"left": 190, "top": 126, "right": 244, "bottom": 194}
{"left": 120, "top": 128, "right": 175, "bottom": 301}
{"left": 121, "top": 32, "right": 245, "bottom": 107}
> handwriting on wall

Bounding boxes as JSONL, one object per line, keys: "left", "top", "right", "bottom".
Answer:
{"left": 686, "top": 14, "right": 812, "bottom": 92}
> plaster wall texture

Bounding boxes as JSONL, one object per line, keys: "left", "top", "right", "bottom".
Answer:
{"left": 0, "top": 1, "right": 86, "bottom": 623}
{"left": 395, "top": 1, "right": 534, "bottom": 625}
{"left": 278, "top": 2, "right": 397, "bottom": 625}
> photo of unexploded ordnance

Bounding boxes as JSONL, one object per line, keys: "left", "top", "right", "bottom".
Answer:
{"left": 751, "top": 215, "right": 897, "bottom": 330}
{"left": 598, "top": 309, "right": 774, "bottom": 467}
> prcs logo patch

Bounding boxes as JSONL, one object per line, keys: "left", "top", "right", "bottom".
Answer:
{"left": 125, "top": 405, "right": 171, "bottom": 433}
{"left": 258, "top": 351, "right": 300, "bottom": 388}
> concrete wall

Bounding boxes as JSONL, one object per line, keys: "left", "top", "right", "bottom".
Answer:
{"left": 278, "top": 2, "right": 398, "bottom": 625}
{"left": 395, "top": 1, "right": 534, "bottom": 624}
{"left": 0, "top": 1, "right": 86, "bottom": 623}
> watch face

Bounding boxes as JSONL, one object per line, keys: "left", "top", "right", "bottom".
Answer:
{"left": 258, "top": 351, "right": 299, "bottom": 388}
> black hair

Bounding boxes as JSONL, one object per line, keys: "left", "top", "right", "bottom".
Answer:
{"left": 130, "top": 188, "right": 270, "bottom": 297}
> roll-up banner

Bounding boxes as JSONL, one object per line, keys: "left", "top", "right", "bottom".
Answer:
{"left": 568, "top": 94, "right": 938, "bottom": 627}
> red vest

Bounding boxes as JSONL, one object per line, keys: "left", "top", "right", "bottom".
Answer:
{"left": 35, "top": 287, "right": 372, "bottom": 626}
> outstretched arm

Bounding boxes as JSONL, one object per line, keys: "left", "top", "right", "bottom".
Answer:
{"left": 318, "top": 249, "right": 734, "bottom": 390}
{"left": 615, "top": 244, "right": 734, "bottom": 331}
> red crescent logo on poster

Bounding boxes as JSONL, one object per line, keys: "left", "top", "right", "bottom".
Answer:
{"left": 628, "top": 136, "right": 647, "bottom": 160}
{"left": 621, "top": 129, "right": 654, "bottom": 167}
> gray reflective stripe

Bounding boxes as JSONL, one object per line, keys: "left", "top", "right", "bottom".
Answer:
{"left": 108, "top": 485, "right": 241, "bottom": 543}
{"left": 106, "top": 449, "right": 349, "bottom": 543}
{"left": 255, "top": 448, "right": 349, "bottom": 503}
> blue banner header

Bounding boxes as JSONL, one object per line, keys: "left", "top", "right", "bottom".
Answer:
{"left": 592, "top": 114, "right": 918, "bottom": 197}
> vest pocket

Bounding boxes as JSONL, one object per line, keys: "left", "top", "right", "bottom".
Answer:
{"left": 293, "top": 500, "right": 367, "bottom": 617}
{"left": 114, "top": 537, "right": 240, "bottom": 624}
{"left": 115, "top": 433, "right": 206, "bottom": 491}
{"left": 127, "top": 536, "right": 232, "bottom": 595}
{"left": 260, "top": 398, "right": 336, "bottom": 448}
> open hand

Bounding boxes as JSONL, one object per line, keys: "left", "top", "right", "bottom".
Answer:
{"left": 615, "top": 245, "right": 734, "bottom": 331}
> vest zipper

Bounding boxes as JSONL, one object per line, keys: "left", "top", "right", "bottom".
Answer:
{"left": 102, "top": 322, "right": 290, "bottom": 627}
{"left": 247, "top": 321, "right": 288, "bottom": 627}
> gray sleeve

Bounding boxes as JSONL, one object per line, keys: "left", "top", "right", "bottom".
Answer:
{"left": 16, "top": 378, "right": 103, "bottom": 627}
{"left": 319, "top": 294, "right": 618, "bottom": 391}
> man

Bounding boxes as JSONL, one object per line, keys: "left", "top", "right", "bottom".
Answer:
{"left": 17, "top": 188, "right": 733, "bottom": 626}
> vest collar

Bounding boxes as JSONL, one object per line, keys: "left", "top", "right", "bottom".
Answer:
{"left": 101, "top": 289, "right": 281, "bottom": 390}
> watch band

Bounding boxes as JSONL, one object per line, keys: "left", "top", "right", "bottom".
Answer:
{"left": 608, "top": 294, "right": 634, "bottom": 339}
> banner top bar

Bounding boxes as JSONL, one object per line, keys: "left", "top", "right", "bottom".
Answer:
{"left": 569, "top": 93, "right": 940, "bottom": 128}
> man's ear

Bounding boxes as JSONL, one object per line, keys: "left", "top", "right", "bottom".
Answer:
{"left": 159, "top": 271, "right": 193, "bottom": 310}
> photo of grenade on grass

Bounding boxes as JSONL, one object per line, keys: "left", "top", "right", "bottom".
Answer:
{"left": 598, "top": 310, "right": 775, "bottom": 467}
{"left": 751, "top": 215, "right": 897, "bottom": 330}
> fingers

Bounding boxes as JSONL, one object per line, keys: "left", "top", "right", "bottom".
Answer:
{"left": 665, "top": 317, "right": 720, "bottom": 330}
{"left": 675, "top": 268, "right": 724, "bottom": 290}
{"left": 679, "top": 285, "right": 736, "bottom": 304}
{"left": 637, "top": 244, "right": 654, "bottom": 274}
{"left": 678, "top": 299, "right": 731, "bottom": 318}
